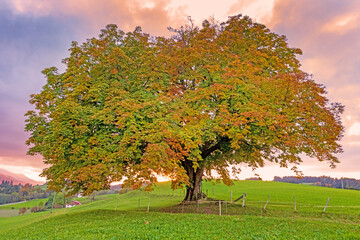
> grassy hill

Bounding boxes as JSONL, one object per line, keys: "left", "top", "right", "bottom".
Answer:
{"left": 0, "top": 180, "right": 359, "bottom": 239}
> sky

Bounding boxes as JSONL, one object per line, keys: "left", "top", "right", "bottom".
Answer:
{"left": 0, "top": 0, "right": 359, "bottom": 182}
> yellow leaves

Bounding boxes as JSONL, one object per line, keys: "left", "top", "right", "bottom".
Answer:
{"left": 88, "top": 136, "right": 98, "bottom": 145}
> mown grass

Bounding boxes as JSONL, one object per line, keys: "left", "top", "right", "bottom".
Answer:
{"left": 0, "top": 198, "right": 49, "bottom": 220}
{"left": 200, "top": 180, "right": 360, "bottom": 209}
{"left": 0, "top": 210, "right": 51, "bottom": 232}
{"left": 1, "top": 209, "right": 359, "bottom": 240}
{"left": 0, "top": 198, "right": 47, "bottom": 210}
{"left": 0, "top": 210, "right": 18, "bottom": 217}
{"left": 200, "top": 181, "right": 360, "bottom": 219}
{"left": 70, "top": 190, "right": 183, "bottom": 213}
{"left": 0, "top": 180, "right": 359, "bottom": 239}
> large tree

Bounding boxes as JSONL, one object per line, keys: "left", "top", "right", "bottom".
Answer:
{"left": 25, "top": 15, "right": 344, "bottom": 201}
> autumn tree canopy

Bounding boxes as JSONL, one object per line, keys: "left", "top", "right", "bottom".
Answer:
{"left": 25, "top": 15, "right": 344, "bottom": 201}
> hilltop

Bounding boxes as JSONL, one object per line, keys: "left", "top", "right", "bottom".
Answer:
{"left": 0, "top": 169, "right": 43, "bottom": 185}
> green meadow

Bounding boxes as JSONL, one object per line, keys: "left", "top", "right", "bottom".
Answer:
{"left": 0, "top": 181, "right": 359, "bottom": 239}
{"left": 0, "top": 199, "right": 46, "bottom": 210}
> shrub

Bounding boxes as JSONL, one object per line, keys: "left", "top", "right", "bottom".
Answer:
{"left": 119, "top": 188, "right": 132, "bottom": 194}
{"left": 31, "top": 206, "right": 40, "bottom": 213}
{"left": 53, "top": 203, "right": 63, "bottom": 209}
{"left": 18, "top": 207, "right": 27, "bottom": 215}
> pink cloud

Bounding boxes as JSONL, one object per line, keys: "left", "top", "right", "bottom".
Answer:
{"left": 4, "top": 0, "right": 185, "bottom": 36}
{"left": 228, "top": 0, "right": 275, "bottom": 23}
{"left": 270, "top": 0, "right": 360, "bottom": 132}
{"left": 267, "top": 0, "right": 360, "bottom": 176}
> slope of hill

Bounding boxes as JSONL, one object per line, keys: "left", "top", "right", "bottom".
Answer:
{"left": 0, "top": 169, "right": 43, "bottom": 185}
{"left": 0, "top": 181, "right": 359, "bottom": 239}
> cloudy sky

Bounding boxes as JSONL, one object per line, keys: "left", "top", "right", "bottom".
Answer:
{"left": 0, "top": 0, "right": 359, "bottom": 182}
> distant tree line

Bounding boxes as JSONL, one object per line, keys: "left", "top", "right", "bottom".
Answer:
{"left": 274, "top": 176, "right": 360, "bottom": 190}
{"left": 245, "top": 177, "right": 262, "bottom": 181}
{"left": 0, "top": 180, "right": 52, "bottom": 205}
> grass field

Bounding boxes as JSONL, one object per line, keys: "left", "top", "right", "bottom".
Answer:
{"left": 0, "top": 181, "right": 359, "bottom": 239}
{"left": 0, "top": 210, "right": 18, "bottom": 218}
{"left": 0, "top": 198, "right": 47, "bottom": 210}
{"left": 1, "top": 210, "right": 359, "bottom": 239}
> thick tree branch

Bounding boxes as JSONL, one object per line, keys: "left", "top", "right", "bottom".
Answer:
{"left": 201, "top": 137, "right": 229, "bottom": 159}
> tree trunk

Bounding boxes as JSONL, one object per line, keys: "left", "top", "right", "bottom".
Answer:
{"left": 182, "top": 160, "right": 204, "bottom": 201}
{"left": 181, "top": 139, "right": 226, "bottom": 201}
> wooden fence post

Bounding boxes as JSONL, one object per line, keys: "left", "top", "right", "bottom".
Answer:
{"left": 147, "top": 194, "right": 150, "bottom": 212}
{"left": 264, "top": 195, "right": 270, "bottom": 210}
{"left": 323, "top": 197, "right": 330, "bottom": 213}
{"left": 219, "top": 200, "right": 221, "bottom": 216}
{"left": 225, "top": 201, "right": 228, "bottom": 215}
{"left": 242, "top": 192, "right": 246, "bottom": 207}
{"left": 51, "top": 192, "right": 56, "bottom": 214}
